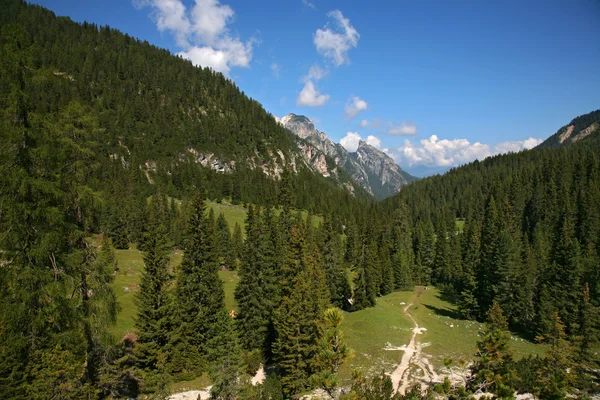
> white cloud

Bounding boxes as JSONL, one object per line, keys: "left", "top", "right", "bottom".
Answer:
{"left": 302, "top": 0, "right": 316, "bottom": 9}
{"left": 339, "top": 132, "right": 388, "bottom": 154}
{"left": 494, "top": 137, "right": 543, "bottom": 153}
{"left": 136, "top": 0, "right": 253, "bottom": 76}
{"left": 271, "top": 62, "right": 280, "bottom": 78}
{"left": 365, "top": 135, "right": 381, "bottom": 149}
{"left": 340, "top": 131, "right": 362, "bottom": 152}
{"left": 359, "top": 119, "right": 369, "bottom": 128}
{"left": 344, "top": 96, "right": 368, "bottom": 119}
{"left": 297, "top": 64, "right": 329, "bottom": 107}
{"left": 297, "top": 80, "right": 330, "bottom": 107}
{"left": 385, "top": 121, "right": 417, "bottom": 136}
{"left": 306, "top": 64, "right": 327, "bottom": 81}
{"left": 314, "top": 10, "right": 359, "bottom": 66}
{"left": 392, "top": 135, "right": 544, "bottom": 168}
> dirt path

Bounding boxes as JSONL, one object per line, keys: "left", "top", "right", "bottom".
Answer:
{"left": 385, "top": 289, "right": 470, "bottom": 394}
{"left": 386, "top": 302, "right": 429, "bottom": 394}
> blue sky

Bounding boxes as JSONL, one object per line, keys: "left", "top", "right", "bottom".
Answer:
{"left": 31, "top": 0, "right": 600, "bottom": 176}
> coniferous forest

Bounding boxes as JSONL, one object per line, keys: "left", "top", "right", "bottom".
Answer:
{"left": 1, "top": 1, "right": 599, "bottom": 399}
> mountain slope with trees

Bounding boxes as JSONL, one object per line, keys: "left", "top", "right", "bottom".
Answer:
{"left": 1, "top": 0, "right": 599, "bottom": 398}
{"left": 537, "top": 109, "right": 600, "bottom": 149}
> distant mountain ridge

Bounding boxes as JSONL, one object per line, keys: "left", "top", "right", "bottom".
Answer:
{"left": 277, "top": 113, "right": 416, "bottom": 199}
{"left": 538, "top": 109, "right": 600, "bottom": 149}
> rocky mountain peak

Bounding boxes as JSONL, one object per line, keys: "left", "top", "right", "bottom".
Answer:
{"left": 278, "top": 113, "right": 416, "bottom": 199}
{"left": 277, "top": 113, "right": 318, "bottom": 139}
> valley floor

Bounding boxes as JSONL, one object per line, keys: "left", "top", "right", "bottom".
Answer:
{"left": 110, "top": 247, "right": 545, "bottom": 394}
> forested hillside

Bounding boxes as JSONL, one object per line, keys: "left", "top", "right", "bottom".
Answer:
{"left": 379, "top": 129, "right": 600, "bottom": 337}
{"left": 0, "top": 0, "right": 369, "bottom": 226}
{"left": 1, "top": 0, "right": 599, "bottom": 398}
{"left": 538, "top": 109, "right": 600, "bottom": 149}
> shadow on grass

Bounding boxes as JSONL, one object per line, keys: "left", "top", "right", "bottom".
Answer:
{"left": 423, "top": 303, "right": 465, "bottom": 321}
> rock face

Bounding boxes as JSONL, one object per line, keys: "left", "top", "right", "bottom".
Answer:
{"left": 278, "top": 113, "right": 416, "bottom": 199}
{"left": 538, "top": 109, "right": 600, "bottom": 149}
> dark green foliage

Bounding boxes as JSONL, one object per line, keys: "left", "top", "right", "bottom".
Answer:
{"left": 536, "top": 313, "right": 574, "bottom": 400}
{"left": 234, "top": 206, "right": 280, "bottom": 356}
{"left": 273, "top": 243, "right": 329, "bottom": 396}
{"left": 168, "top": 192, "right": 240, "bottom": 384}
{"left": 390, "top": 205, "right": 415, "bottom": 289}
{"left": 0, "top": 24, "right": 117, "bottom": 397}
{"left": 347, "top": 370, "right": 395, "bottom": 400}
{"left": 321, "top": 215, "right": 352, "bottom": 309}
{"left": 215, "top": 212, "right": 235, "bottom": 269}
{"left": 310, "top": 308, "right": 353, "bottom": 397}
{"left": 241, "top": 375, "right": 284, "bottom": 400}
{"left": 469, "top": 302, "right": 515, "bottom": 397}
{"left": 134, "top": 195, "right": 172, "bottom": 371}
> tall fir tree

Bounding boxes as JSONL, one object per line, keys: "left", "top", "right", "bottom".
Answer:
{"left": 321, "top": 214, "right": 352, "bottom": 309}
{"left": 273, "top": 243, "right": 329, "bottom": 396}
{"left": 168, "top": 192, "right": 239, "bottom": 380}
{"left": 134, "top": 196, "right": 172, "bottom": 371}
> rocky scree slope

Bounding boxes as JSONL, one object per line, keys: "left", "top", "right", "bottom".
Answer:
{"left": 538, "top": 109, "right": 600, "bottom": 149}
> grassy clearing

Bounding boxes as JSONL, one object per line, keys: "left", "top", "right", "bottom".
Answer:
{"left": 205, "top": 200, "right": 324, "bottom": 236}
{"left": 111, "top": 240, "right": 544, "bottom": 388}
{"left": 340, "top": 287, "right": 545, "bottom": 383}
{"left": 341, "top": 292, "right": 415, "bottom": 380}
{"left": 169, "top": 374, "right": 212, "bottom": 393}
{"left": 111, "top": 246, "right": 239, "bottom": 338}
{"left": 207, "top": 200, "right": 248, "bottom": 235}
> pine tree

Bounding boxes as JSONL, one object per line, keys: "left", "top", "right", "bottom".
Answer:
{"left": 537, "top": 312, "right": 574, "bottom": 400}
{"left": 215, "top": 212, "right": 234, "bottom": 269}
{"left": 419, "top": 218, "right": 436, "bottom": 284}
{"left": 273, "top": 244, "right": 328, "bottom": 396}
{"left": 309, "top": 308, "right": 353, "bottom": 397}
{"left": 168, "top": 192, "right": 237, "bottom": 378}
{"left": 231, "top": 222, "right": 243, "bottom": 269}
{"left": 235, "top": 206, "right": 277, "bottom": 354}
{"left": 477, "top": 195, "right": 503, "bottom": 318}
{"left": 321, "top": 215, "right": 351, "bottom": 309}
{"left": 469, "top": 302, "right": 514, "bottom": 397}
{"left": 135, "top": 196, "right": 172, "bottom": 371}
{"left": 390, "top": 205, "right": 415, "bottom": 290}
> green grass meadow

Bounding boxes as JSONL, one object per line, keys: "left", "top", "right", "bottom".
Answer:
{"left": 108, "top": 200, "right": 544, "bottom": 389}
{"left": 339, "top": 286, "right": 545, "bottom": 383}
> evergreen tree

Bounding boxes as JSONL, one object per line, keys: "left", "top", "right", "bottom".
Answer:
{"left": 476, "top": 196, "right": 503, "bottom": 319}
{"left": 215, "top": 212, "right": 234, "bottom": 269}
{"left": 390, "top": 205, "right": 415, "bottom": 289}
{"left": 235, "top": 206, "right": 278, "bottom": 355}
{"left": 273, "top": 244, "right": 328, "bottom": 396}
{"left": 537, "top": 312, "right": 574, "bottom": 400}
{"left": 168, "top": 192, "right": 238, "bottom": 379}
{"left": 321, "top": 215, "right": 351, "bottom": 309}
{"left": 309, "top": 308, "right": 353, "bottom": 397}
{"left": 469, "top": 302, "right": 514, "bottom": 397}
{"left": 134, "top": 196, "right": 172, "bottom": 371}
{"left": 231, "top": 222, "right": 244, "bottom": 269}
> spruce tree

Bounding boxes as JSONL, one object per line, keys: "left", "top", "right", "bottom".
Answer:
{"left": 390, "top": 205, "right": 415, "bottom": 289}
{"left": 215, "top": 212, "right": 234, "bottom": 269}
{"left": 469, "top": 302, "right": 514, "bottom": 397}
{"left": 168, "top": 192, "right": 237, "bottom": 379}
{"left": 134, "top": 196, "right": 172, "bottom": 371}
{"left": 235, "top": 207, "right": 278, "bottom": 354}
{"left": 273, "top": 244, "right": 328, "bottom": 396}
{"left": 321, "top": 214, "right": 351, "bottom": 309}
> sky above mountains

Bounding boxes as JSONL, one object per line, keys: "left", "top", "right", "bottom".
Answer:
{"left": 31, "top": 0, "right": 600, "bottom": 176}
